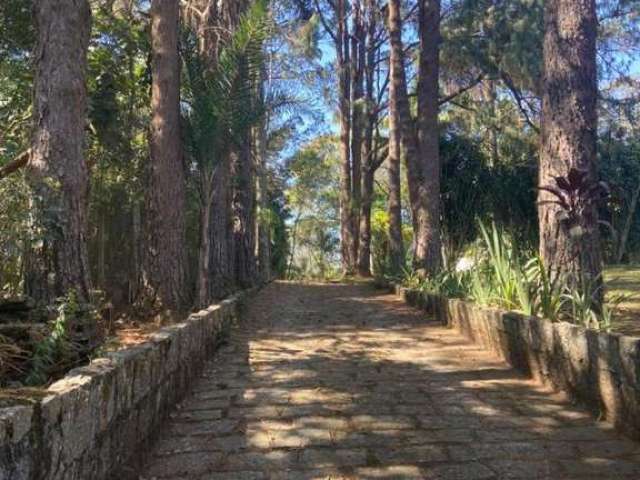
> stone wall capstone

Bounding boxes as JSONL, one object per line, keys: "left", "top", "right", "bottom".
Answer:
{"left": 0, "top": 295, "right": 243, "bottom": 480}
{"left": 395, "top": 285, "right": 640, "bottom": 441}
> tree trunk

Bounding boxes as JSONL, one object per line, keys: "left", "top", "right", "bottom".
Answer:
{"left": 351, "top": 0, "right": 366, "bottom": 264}
{"left": 388, "top": 58, "right": 405, "bottom": 276}
{"left": 98, "top": 208, "right": 106, "bottom": 289}
{"left": 232, "top": 142, "right": 257, "bottom": 288}
{"left": 415, "top": 0, "right": 442, "bottom": 276}
{"left": 197, "top": 187, "right": 213, "bottom": 308}
{"left": 359, "top": 165, "right": 374, "bottom": 276}
{"left": 217, "top": 0, "right": 257, "bottom": 289}
{"left": 287, "top": 212, "right": 302, "bottom": 278}
{"left": 131, "top": 200, "right": 141, "bottom": 303}
{"left": 337, "top": 0, "right": 357, "bottom": 275}
{"left": 538, "top": 0, "right": 601, "bottom": 286}
{"left": 255, "top": 114, "right": 271, "bottom": 283}
{"left": 141, "top": 0, "right": 188, "bottom": 313}
{"left": 357, "top": 0, "right": 377, "bottom": 277}
{"left": 387, "top": 0, "right": 421, "bottom": 263}
{"left": 210, "top": 158, "right": 234, "bottom": 297}
{"left": 386, "top": 0, "right": 441, "bottom": 278}
{"left": 27, "top": 0, "right": 92, "bottom": 304}
{"left": 187, "top": 0, "right": 237, "bottom": 300}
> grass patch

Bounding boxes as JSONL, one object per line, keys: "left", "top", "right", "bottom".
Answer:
{"left": 605, "top": 265, "right": 640, "bottom": 336}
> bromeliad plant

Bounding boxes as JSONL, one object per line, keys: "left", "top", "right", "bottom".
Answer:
{"left": 539, "top": 167, "right": 611, "bottom": 326}
{"left": 538, "top": 168, "right": 609, "bottom": 242}
{"left": 538, "top": 168, "right": 609, "bottom": 284}
{"left": 401, "top": 167, "right": 616, "bottom": 332}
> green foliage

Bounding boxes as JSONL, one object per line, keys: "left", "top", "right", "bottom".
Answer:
{"left": 0, "top": 0, "right": 34, "bottom": 161}
{"left": 84, "top": 5, "right": 151, "bottom": 301}
{"left": 561, "top": 274, "right": 628, "bottom": 333}
{"left": 403, "top": 221, "right": 619, "bottom": 331}
{"left": 0, "top": 175, "right": 29, "bottom": 293}
{"left": 371, "top": 210, "right": 391, "bottom": 277}
{"left": 442, "top": 0, "right": 543, "bottom": 103}
{"left": 440, "top": 128, "right": 538, "bottom": 263}
{"left": 523, "top": 256, "right": 563, "bottom": 321}
{"left": 25, "top": 291, "right": 82, "bottom": 386}
{"left": 469, "top": 264, "right": 494, "bottom": 307}
{"left": 285, "top": 136, "right": 341, "bottom": 278}
{"left": 422, "top": 270, "right": 471, "bottom": 299}
{"left": 478, "top": 221, "right": 523, "bottom": 311}
{"left": 269, "top": 196, "right": 290, "bottom": 277}
{"left": 182, "top": 0, "right": 271, "bottom": 165}
{"left": 599, "top": 133, "right": 640, "bottom": 261}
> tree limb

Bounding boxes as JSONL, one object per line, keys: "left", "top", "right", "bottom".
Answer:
{"left": 313, "top": 0, "right": 338, "bottom": 43}
{"left": 0, "top": 150, "right": 30, "bottom": 180}
{"left": 439, "top": 74, "right": 484, "bottom": 106}
{"left": 499, "top": 71, "right": 541, "bottom": 134}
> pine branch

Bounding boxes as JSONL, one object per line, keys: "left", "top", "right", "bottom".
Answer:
{"left": 439, "top": 74, "right": 484, "bottom": 106}
{"left": 0, "top": 149, "right": 30, "bottom": 180}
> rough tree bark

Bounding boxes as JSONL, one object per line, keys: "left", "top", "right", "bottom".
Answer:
{"left": 186, "top": 0, "right": 243, "bottom": 300}
{"left": 217, "top": 0, "right": 258, "bottom": 289}
{"left": 197, "top": 184, "right": 214, "bottom": 308}
{"left": 386, "top": 0, "right": 441, "bottom": 277}
{"left": 255, "top": 98, "right": 272, "bottom": 283}
{"left": 351, "top": 0, "right": 365, "bottom": 264}
{"left": 211, "top": 1, "right": 236, "bottom": 297}
{"left": 388, "top": 48, "right": 405, "bottom": 276}
{"left": 27, "top": 0, "right": 92, "bottom": 304}
{"left": 415, "top": 0, "right": 442, "bottom": 276}
{"left": 336, "top": 0, "right": 358, "bottom": 275}
{"left": 314, "top": 0, "right": 360, "bottom": 275}
{"left": 538, "top": 0, "right": 601, "bottom": 285}
{"left": 141, "top": 0, "right": 188, "bottom": 313}
{"left": 209, "top": 158, "right": 234, "bottom": 297}
{"left": 232, "top": 141, "right": 257, "bottom": 288}
{"left": 387, "top": 0, "right": 421, "bottom": 257}
{"left": 357, "top": 0, "right": 376, "bottom": 277}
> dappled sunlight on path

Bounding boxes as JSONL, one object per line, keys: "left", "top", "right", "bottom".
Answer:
{"left": 138, "top": 282, "right": 640, "bottom": 479}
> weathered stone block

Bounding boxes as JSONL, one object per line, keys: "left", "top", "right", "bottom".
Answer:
{"left": 0, "top": 289, "right": 245, "bottom": 480}
{"left": 396, "top": 285, "right": 640, "bottom": 440}
{"left": 619, "top": 336, "right": 640, "bottom": 390}
{"left": 41, "top": 374, "right": 95, "bottom": 476}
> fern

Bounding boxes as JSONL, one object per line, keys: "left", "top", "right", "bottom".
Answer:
{"left": 25, "top": 291, "right": 79, "bottom": 386}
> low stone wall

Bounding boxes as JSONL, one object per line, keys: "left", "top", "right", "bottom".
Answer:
{"left": 0, "top": 295, "right": 243, "bottom": 480}
{"left": 395, "top": 286, "right": 640, "bottom": 441}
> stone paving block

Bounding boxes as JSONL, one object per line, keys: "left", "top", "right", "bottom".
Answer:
{"left": 168, "top": 419, "right": 243, "bottom": 437}
{"left": 170, "top": 409, "right": 223, "bottom": 422}
{"left": 370, "top": 444, "right": 448, "bottom": 464}
{"left": 300, "top": 447, "right": 368, "bottom": 469}
{"left": 420, "top": 462, "right": 496, "bottom": 480}
{"left": 354, "top": 465, "right": 424, "bottom": 479}
{"left": 144, "top": 451, "right": 226, "bottom": 478}
{"left": 222, "top": 449, "right": 302, "bottom": 471}
{"left": 486, "top": 459, "right": 563, "bottom": 479}
{"left": 153, "top": 434, "right": 247, "bottom": 456}
{"left": 138, "top": 283, "right": 640, "bottom": 480}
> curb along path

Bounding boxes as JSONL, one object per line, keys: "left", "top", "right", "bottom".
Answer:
{"left": 139, "top": 282, "right": 640, "bottom": 479}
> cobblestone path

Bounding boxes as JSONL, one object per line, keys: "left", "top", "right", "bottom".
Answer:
{"left": 139, "top": 282, "right": 640, "bottom": 479}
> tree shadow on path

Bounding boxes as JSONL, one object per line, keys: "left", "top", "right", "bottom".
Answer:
{"left": 137, "top": 282, "right": 640, "bottom": 480}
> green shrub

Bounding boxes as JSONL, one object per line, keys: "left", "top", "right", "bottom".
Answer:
{"left": 25, "top": 290, "right": 82, "bottom": 386}
{"left": 401, "top": 221, "right": 616, "bottom": 331}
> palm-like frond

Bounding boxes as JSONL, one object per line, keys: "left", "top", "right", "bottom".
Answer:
{"left": 181, "top": 0, "right": 272, "bottom": 182}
